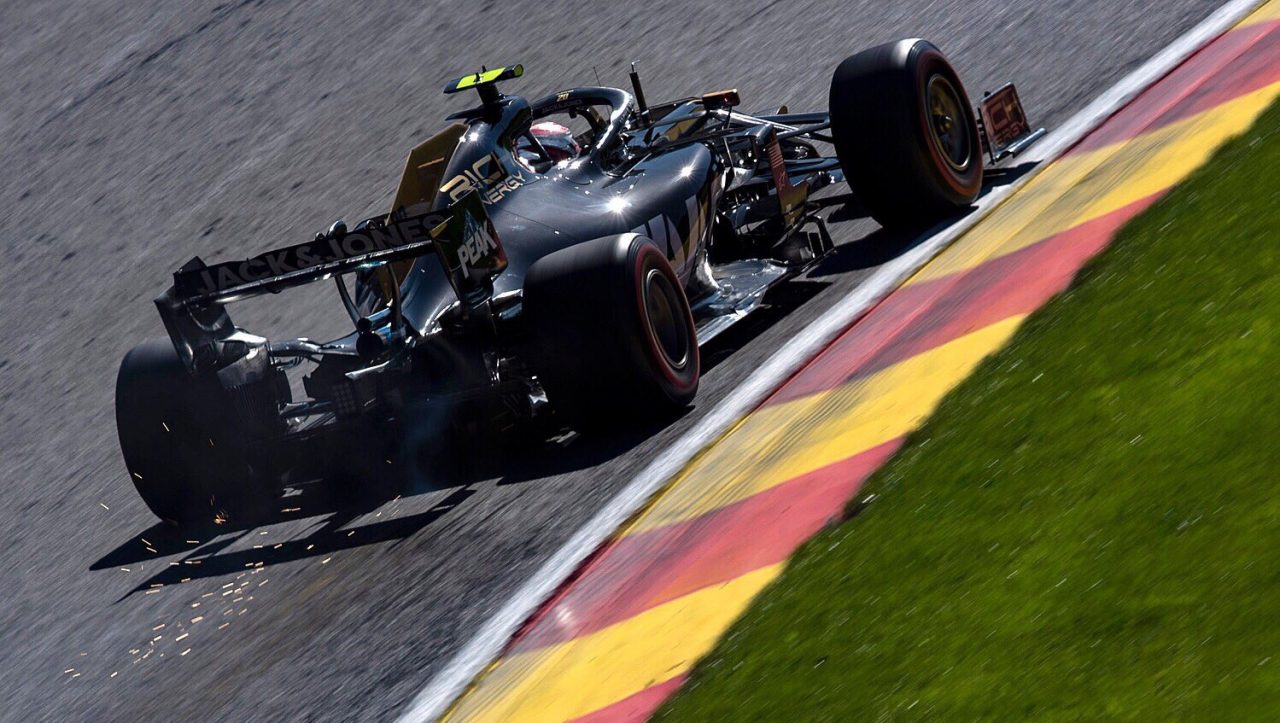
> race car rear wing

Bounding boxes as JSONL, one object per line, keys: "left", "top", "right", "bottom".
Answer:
{"left": 156, "top": 195, "right": 506, "bottom": 373}
{"left": 170, "top": 209, "right": 448, "bottom": 306}
{"left": 155, "top": 208, "right": 445, "bottom": 372}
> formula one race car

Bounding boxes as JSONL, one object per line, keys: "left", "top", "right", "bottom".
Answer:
{"left": 116, "top": 39, "right": 1042, "bottom": 525}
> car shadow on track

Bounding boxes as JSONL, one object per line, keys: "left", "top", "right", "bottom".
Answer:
{"left": 92, "top": 409, "right": 699, "bottom": 592}
{"left": 812, "top": 159, "right": 1039, "bottom": 276}
{"left": 490, "top": 425, "right": 675, "bottom": 487}
{"left": 94, "top": 485, "right": 476, "bottom": 598}
{"left": 984, "top": 160, "right": 1038, "bottom": 189}
{"left": 91, "top": 416, "right": 686, "bottom": 591}
{"left": 700, "top": 279, "right": 830, "bottom": 373}
{"left": 813, "top": 222, "right": 927, "bottom": 274}
{"left": 93, "top": 411, "right": 693, "bottom": 595}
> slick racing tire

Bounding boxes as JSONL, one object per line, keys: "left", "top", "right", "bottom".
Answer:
{"left": 829, "top": 38, "right": 983, "bottom": 229}
{"left": 523, "top": 233, "right": 699, "bottom": 421}
{"left": 115, "top": 340, "right": 275, "bottom": 527}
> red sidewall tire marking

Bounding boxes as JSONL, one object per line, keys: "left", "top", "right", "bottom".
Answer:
{"left": 632, "top": 243, "right": 698, "bottom": 394}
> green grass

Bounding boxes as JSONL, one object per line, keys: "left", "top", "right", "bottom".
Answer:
{"left": 657, "top": 100, "right": 1280, "bottom": 721}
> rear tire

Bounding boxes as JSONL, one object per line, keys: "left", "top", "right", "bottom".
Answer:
{"left": 829, "top": 38, "right": 983, "bottom": 229}
{"left": 523, "top": 234, "right": 699, "bottom": 422}
{"left": 115, "top": 340, "right": 276, "bottom": 527}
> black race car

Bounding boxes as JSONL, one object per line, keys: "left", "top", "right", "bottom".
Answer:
{"left": 116, "top": 39, "right": 1042, "bottom": 526}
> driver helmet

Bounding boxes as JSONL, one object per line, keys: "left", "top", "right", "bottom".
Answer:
{"left": 525, "top": 121, "right": 581, "bottom": 164}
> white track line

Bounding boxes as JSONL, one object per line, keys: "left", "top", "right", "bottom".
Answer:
{"left": 398, "top": 2, "right": 1262, "bottom": 719}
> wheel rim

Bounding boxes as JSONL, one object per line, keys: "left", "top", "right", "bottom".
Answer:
{"left": 642, "top": 267, "right": 690, "bottom": 371}
{"left": 926, "top": 74, "right": 972, "bottom": 172}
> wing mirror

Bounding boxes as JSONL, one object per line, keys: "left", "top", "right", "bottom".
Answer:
{"left": 701, "top": 89, "right": 741, "bottom": 110}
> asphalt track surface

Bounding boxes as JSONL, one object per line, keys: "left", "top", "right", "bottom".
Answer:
{"left": 0, "top": 1, "right": 1223, "bottom": 720}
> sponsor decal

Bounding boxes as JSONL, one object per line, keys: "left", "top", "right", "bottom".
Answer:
{"left": 537, "top": 91, "right": 587, "bottom": 116}
{"left": 763, "top": 128, "right": 807, "bottom": 226}
{"left": 174, "top": 211, "right": 445, "bottom": 299}
{"left": 433, "top": 192, "right": 508, "bottom": 305}
{"left": 440, "top": 152, "right": 528, "bottom": 205}
{"left": 979, "top": 84, "right": 1032, "bottom": 153}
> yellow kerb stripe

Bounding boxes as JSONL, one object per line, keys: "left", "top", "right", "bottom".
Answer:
{"left": 446, "top": 564, "right": 783, "bottom": 722}
{"left": 1242, "top": 0, "right": 1280, "bottom": 27}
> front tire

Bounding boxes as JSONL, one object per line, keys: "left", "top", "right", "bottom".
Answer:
{"left": 829, "top": 38, "right": 983, "bottom": 229}
{"left": 115, "top": 340, "right": 276, "bottom": 526}
{"left": 523, "top": 234, "right": 699, "bottom": 422}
